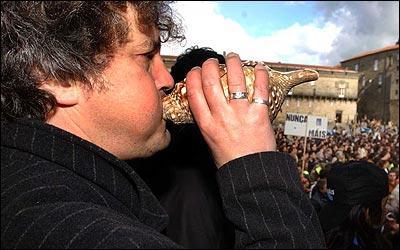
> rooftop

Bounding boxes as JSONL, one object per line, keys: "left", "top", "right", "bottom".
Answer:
{"left": 340, "top": 43, "right": 399, "bottom": 63}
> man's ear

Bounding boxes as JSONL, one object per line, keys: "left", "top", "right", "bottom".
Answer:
{"left": 39, "top": 81, "right": 81, "bottom": 106}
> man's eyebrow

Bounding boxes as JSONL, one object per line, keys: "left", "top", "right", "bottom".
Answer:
{"left": 137, "top": 39, "right": 161, "bottom": 52}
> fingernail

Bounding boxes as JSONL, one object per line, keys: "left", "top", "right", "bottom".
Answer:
{"left": 255, "top": 63, "right": 266, "bottom": 70}
{"left": 190, "top": 66, "right": 201, "bottom": 71}
{"left": 207, "top": 58, "right": 219, "bottom": 63}
{"left": 226, "top": 52, "right": 237, "bottom": 58}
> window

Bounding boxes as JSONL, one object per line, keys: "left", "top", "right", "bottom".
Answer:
{"left": 378, "top": 74, "right": 383, "bottom": 85}
{"left": 395, "top": 90, "right": 398, "bottom": 96}
{"left": 386, "top": 56, "right": 393, "bottom": 68}
{"left": 354, "top": 63, "right": 359, "bottom": 71}
{"left": 335, "top": 111, "right": 342, "bottom": 123}
{"left": 338, "top": 88, "right": 346, "bottom": 98}
{"left": 338, "top": 82, "right": 346, "bottom": 98}
{"left": 361, "top": 75, "right": 366, "bottom": 87}
{"left": 374, "top": 59, "right": 379, "bottom": 71}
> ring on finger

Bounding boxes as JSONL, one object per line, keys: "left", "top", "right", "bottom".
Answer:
{"left": 229, "top": 91, "right": 248, "bottom": 100}
{"left": 252, "top": 97, "right": 269, "bottom": 106}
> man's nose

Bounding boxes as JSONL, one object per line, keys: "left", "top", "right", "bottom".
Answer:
{"left": 154, "top": 56, "right": 174, "bottom": 92}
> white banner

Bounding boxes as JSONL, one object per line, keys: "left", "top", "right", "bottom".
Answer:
{"left": 306, "top": 115, "right": 328, "bottom": 139}
{"left": 284, "top": 113, "right": 327, "bottom": 139}
{"left": 284, "top": 113, "right": 308, "bottom": 137}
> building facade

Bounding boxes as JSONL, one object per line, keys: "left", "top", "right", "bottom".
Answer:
{"left": 267, "top": 63, "right": 359, "bottom": 128}
{"left": 162, "top": 55, "right": 359, "bottom": 128}
{"left": 340, "top": 43, "right": 399, "bottom": 125}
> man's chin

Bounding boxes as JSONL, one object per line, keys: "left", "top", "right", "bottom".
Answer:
{"left": 160, "top": 128, "right": 172, "bottom": 149}
{"left": 145, "top": 129, "right": 171, "bottom": 158}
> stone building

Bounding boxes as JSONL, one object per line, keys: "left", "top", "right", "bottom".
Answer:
{"left": 162, "top": 55, "right": 359, "bottom": 128}
{"left": 268, "top": 62, "right": 359, "bottom": 128}
{"left": 340, "top": 43, "right": 399, "bottom": 125}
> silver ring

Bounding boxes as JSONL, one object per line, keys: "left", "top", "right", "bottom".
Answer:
{"left": 229, "top": 91, "right": 248, "bottom": 100}
{"left": 252, "top": 97, "right": 269, "bottom": 106}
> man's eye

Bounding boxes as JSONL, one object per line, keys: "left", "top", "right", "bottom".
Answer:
{"left": 142, "top": 52, "right": 155, "bottom": 60}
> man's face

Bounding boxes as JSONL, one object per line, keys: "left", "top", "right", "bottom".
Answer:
{"left": 388, "top": 172, "right": 397, "bottom": 185}
{"left": 320, "top": 182, "right": 328, "bottom": 194}
{"left": 73, "top": 6, "right": 174, "bottom": 159}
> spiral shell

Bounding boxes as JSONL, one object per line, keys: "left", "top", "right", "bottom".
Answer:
{"left": 162, "top": 61, "right": 319, "bottom": 124}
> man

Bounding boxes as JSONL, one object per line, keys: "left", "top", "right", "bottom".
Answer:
{"left": 1, "top": 1, "right": 325, "bottom": 248}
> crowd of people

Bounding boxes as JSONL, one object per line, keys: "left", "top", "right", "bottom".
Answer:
{"left": 275, "top": 117, "right": 398, "bottom": 175}
{"left": 273, "top": 117, "right": 399, "bottom": 248}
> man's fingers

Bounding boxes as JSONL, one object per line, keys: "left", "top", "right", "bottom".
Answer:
{"left": 186, "top": 66, "right": 212, "bottom": 124}
{"left": 251, "top": 63, "right": 270, "bottom": 119}
{"left": 253, "top": 64, "right": 269, "bottom": 99}
{"left": 225, "top": 53, "right": 248, "bottom": 108}
{"left": 200, "top": 58, "right": 228, "bottom": 114}
{"left": 226, "top": 53, "right": 246, "bottom": 93}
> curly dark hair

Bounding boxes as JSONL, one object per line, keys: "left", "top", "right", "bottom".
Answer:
{"left": 170, "top": 46, "right": 225, "bottom": 84}
{"left": 1, "top": 1, "right": 184, "bottom": 121}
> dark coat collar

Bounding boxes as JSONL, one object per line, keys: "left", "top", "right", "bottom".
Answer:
{"left": 1, "top": 118, "right": 168, "bottom": 231}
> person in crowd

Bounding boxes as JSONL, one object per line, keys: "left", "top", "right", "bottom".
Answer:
{"left": 289, "top": 146, "right": 299, "bottom": 163}
{"left": 388, "top": 168, "right": 399, "bottom": 193}
{"left": 318, "top": 160, "right": 392, "bottom": 249}
{"left": 300, "top": 173, "right": 312, "bottom": 194}
{"left": 308, "top": 165, "right": 330, "bottom": 198}
{"left": 1, "top": 1, "right": 325, "bottom": 249}
{"left": 383, "top": 179, "right": 399, "bottom": 249}
{"left": 310, "top": 178, "right": 329, "bottom": 213}
{"left": 376, "top": 149, "right": 391, "bottom": 173}
{"left": 130, "top": 46, "right": 235, "bottom": 249}
{"left": 335, "top": 150, "right": 346, "bottom": 163}
{"left": 385, "top": 167, "right": 399, "bottom": 248}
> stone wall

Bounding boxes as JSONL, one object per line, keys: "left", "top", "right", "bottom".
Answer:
{"left": 389, "top": 53, "right": 399, "bottom": 126}
{"left": 274, "top": 97, "right": 357, "bottom": 128}
{"left": 341, "top": 48, "right": 399, "bottom": 125}
{"left": 286, "top": 70, "right": 358, "bottom": 99}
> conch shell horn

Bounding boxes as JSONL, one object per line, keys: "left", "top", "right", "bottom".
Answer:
{"left": 163, "top": 61, "right": 319, "bottom": 124}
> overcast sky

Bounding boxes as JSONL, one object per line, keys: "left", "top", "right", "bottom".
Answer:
{"left": 161, "top": 1, "right": 399, "bottom": 67}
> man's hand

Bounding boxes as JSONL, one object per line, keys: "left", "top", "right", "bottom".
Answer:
{"left": 185, "top": 52, "right": 277, "bottom": 168}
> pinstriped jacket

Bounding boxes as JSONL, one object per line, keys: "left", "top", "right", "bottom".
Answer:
{"left": 1, "top": 119, "right": 326, "bottom": 249}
